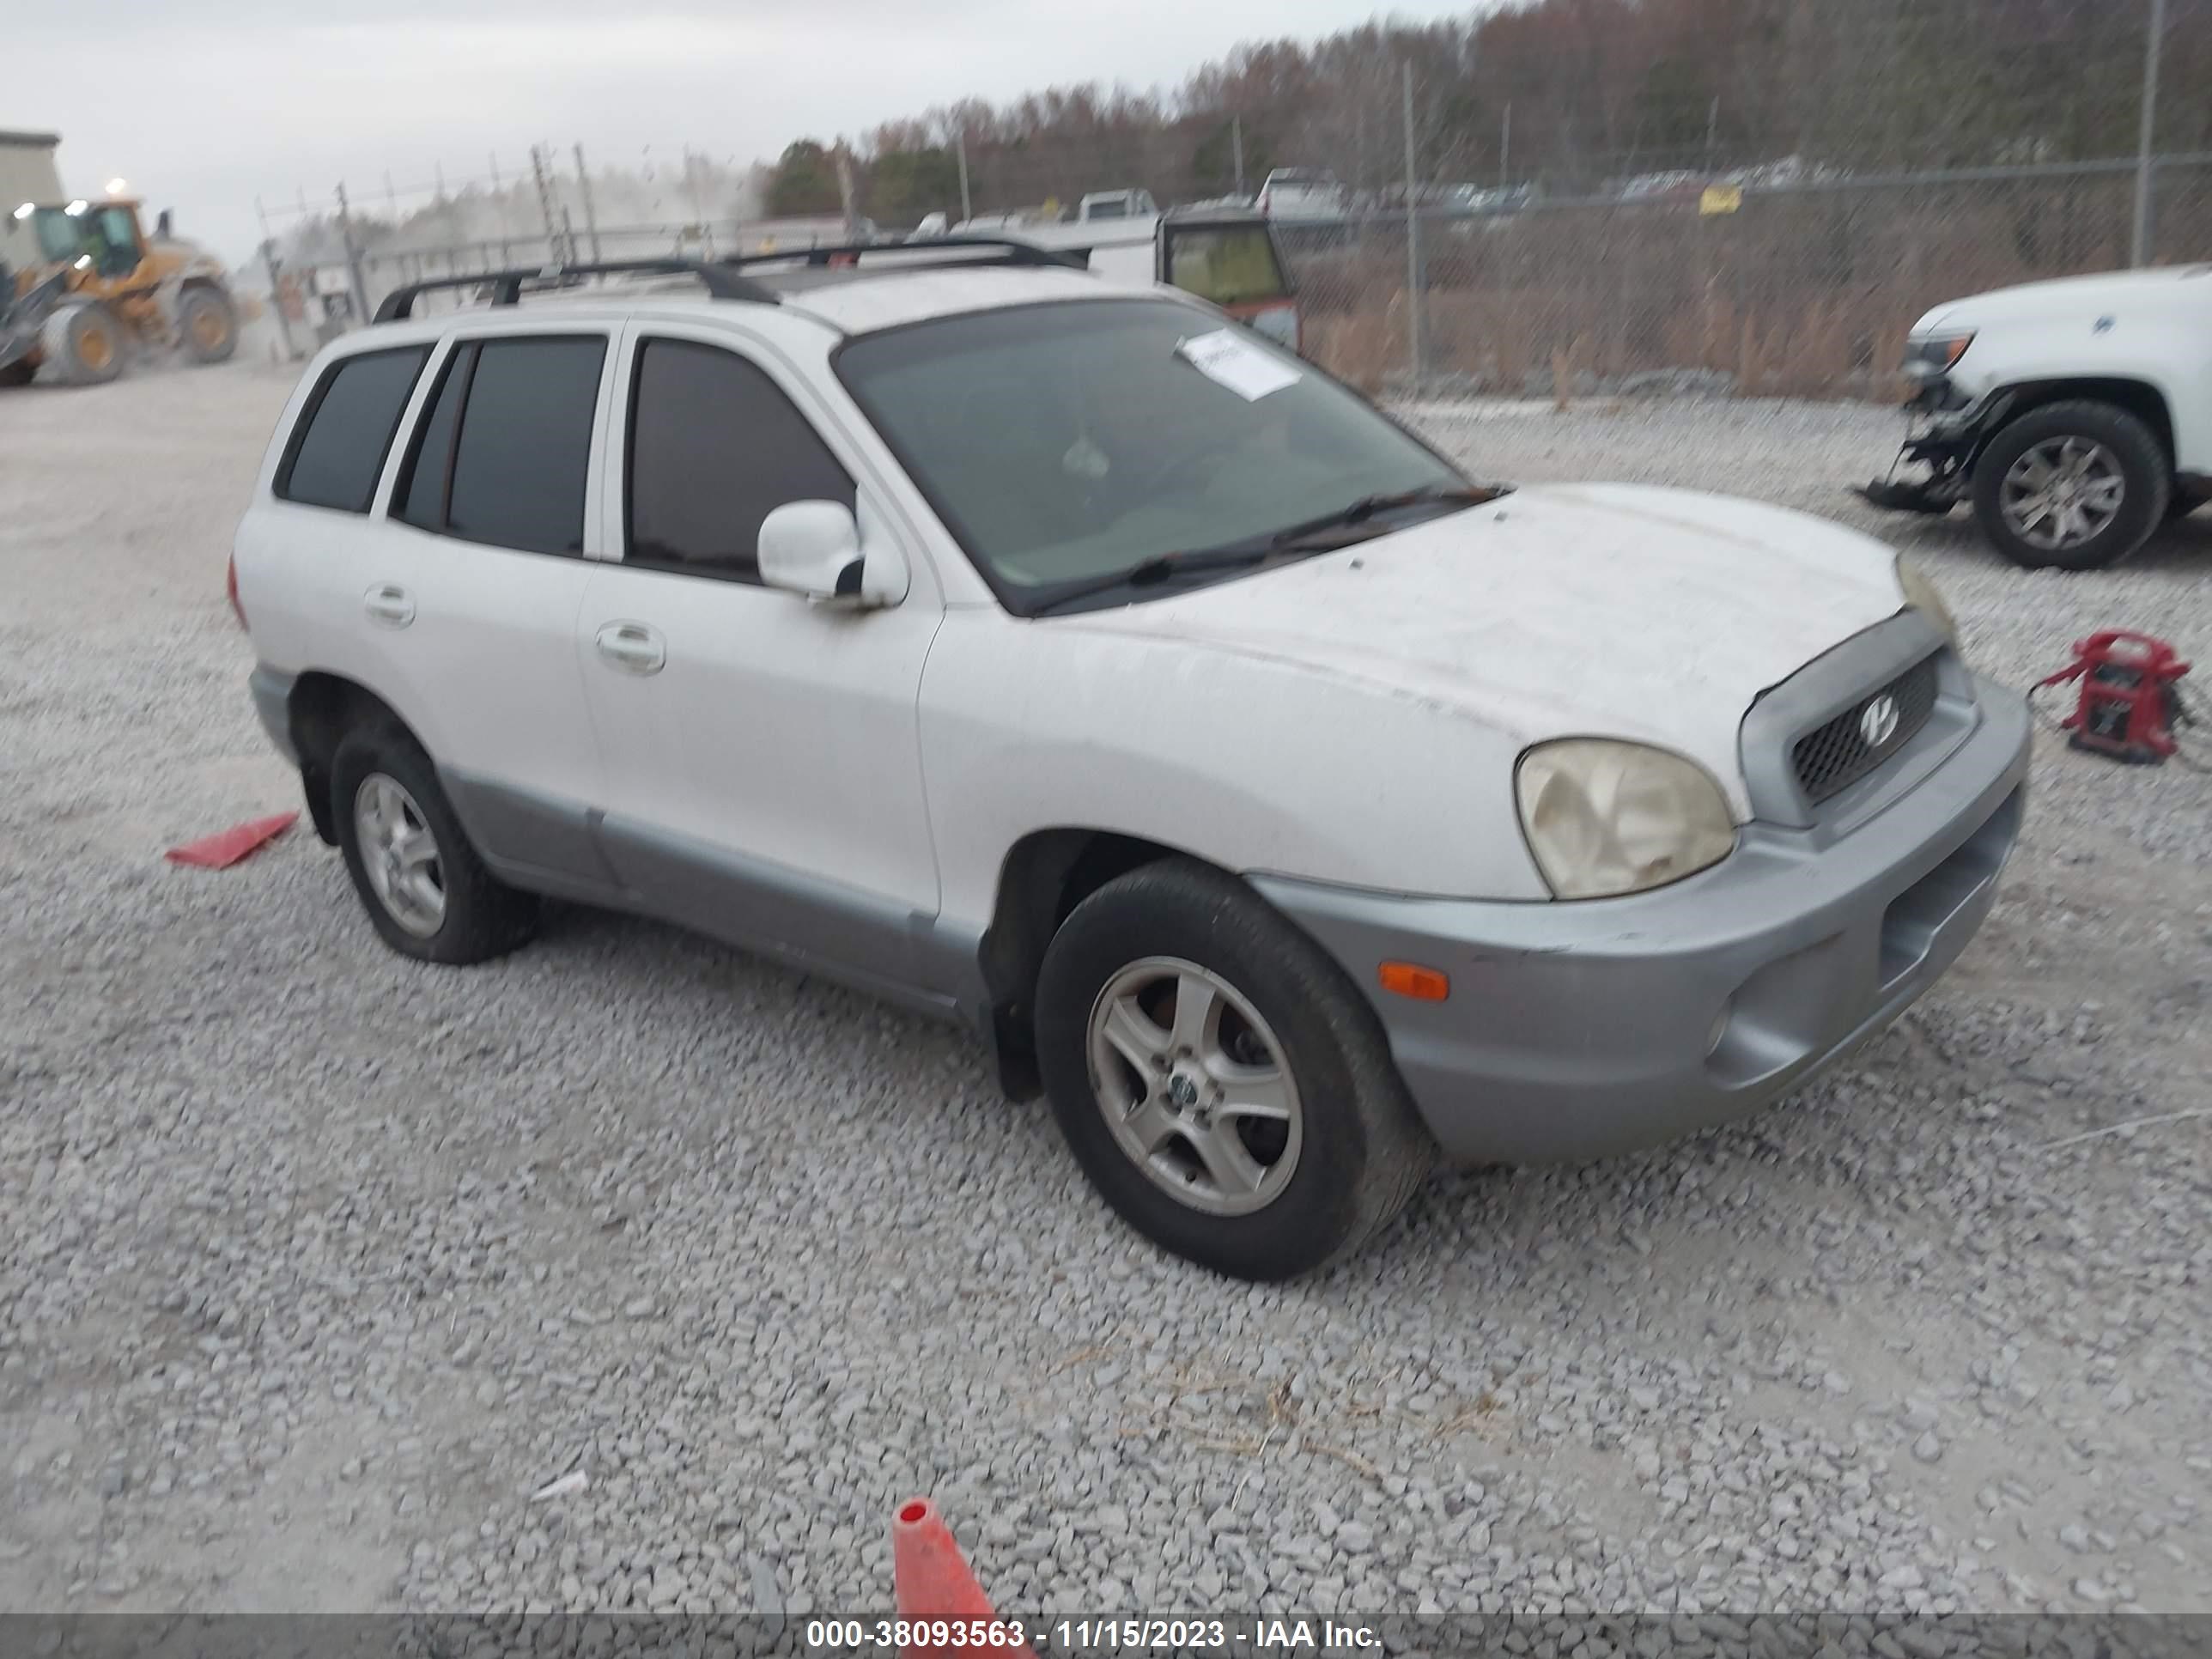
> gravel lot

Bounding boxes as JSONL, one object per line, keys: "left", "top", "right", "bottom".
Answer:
{"left": 3, "top": 356, "right": 2208, "bottom": 1621}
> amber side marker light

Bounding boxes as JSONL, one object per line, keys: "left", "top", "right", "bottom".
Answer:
{"left": 1378, "top": 961, "right": 1450, "bottom": 1001}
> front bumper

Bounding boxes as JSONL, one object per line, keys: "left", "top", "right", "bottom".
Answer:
{"left": 1253, "top": 676, "right": 2031, "bottom": 1165}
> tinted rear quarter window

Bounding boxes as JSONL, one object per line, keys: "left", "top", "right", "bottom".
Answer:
{"left": 278, "top": 347, "right": 429, "bottom": 512}
{"left": 626, "top": 338, "right": 854, "bottom": 581}
{"left": 444, "top": 337, "right": 607, "bottom": 555}
{"left": 393, "top": 342, "right": 474, "bottom": 532}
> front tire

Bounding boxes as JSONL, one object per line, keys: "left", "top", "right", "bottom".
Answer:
{"left": 41, "top": 301, "right": 125, "bottom": 386}
{"left": 1034, "top": 859, "right": 1434, "bottom": 1279}
{"left": 1972, "top": 400, "right": 2169, "bottom": 569}
{"left": 331, "top": 725, "right": 537, "bottom": 964}
{"left": 178, "top": 286, "right": 239, "bottom": 363}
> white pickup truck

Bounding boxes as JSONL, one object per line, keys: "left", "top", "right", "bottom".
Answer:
{"left": 1865, "top": 264, "right": 2212, "bottom": 568}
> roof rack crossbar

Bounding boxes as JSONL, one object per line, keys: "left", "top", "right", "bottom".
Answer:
{"left": 373, "top": 258, "right": 779, "bottom": 323}
{"left": 723, "top": 235, "right": 1091, "bottom": 272}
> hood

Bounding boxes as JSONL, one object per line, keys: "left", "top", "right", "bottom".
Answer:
{"left": 1052, "top": 483, "right": 1909, "bottom": 817}
{"left": 1913, "top": 264, "right": 2210, "bottom": 334}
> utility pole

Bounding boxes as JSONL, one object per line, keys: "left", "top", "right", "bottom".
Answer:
{"left": 1500, "top": 102, "right": 1512, "bottom": 191}
{"left": 833, "top": 146, "right": 860, "bottom": 241}
{"left": 574, "top": 143, "right": 603, "bottom": 262}
{"left": 489, "top": 151, "right": 509, "bottom": 255}
{"left": 956, "top": 133, "right": 973, "bottom": 223}
{"left": 434, "top": 162, "right": 447, "bottom": 205}
{"left": 529, "top": 143, "right": 567, "bottom": 264}
{"left": 1705, "top": 96, "right": 1719, "bottom": 169}
{"left": 1402, "top": 61, "right": 1423, "bottom": 397}
{"left": 1232, "top": 115, "right": 1245, "bottom": 198}
{"left": 2132, "top": 0, "right": 2168, "bottom": 268}
{"left": 254, "top": 196, "right": 298, "bottom": 361}
{"left": 333, "top": 181, "right": 372, "bottom": 327}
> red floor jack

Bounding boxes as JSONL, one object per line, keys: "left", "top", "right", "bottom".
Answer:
{"left": 2035, "top": 631, "right": 2192, "bottom": 764}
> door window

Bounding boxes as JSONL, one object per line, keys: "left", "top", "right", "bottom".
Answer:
{"left": 624, "top": 337, "right": 854, "bottom": 583}
{"left": 390, "top": 335, "right": 606, "bottom": 555}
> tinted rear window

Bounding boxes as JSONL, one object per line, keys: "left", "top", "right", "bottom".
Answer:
{"left": 1167, "top": 226, "right": 1289, "bottom": 306}
{"left": 444, "top": 337, "right": 606, "bottom": 556}
{"left": 277, "top": 347, "right": 430, "bottom": 513}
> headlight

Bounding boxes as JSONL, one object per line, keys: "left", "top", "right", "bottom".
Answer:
{"left": 1903, "top": 333, "right": 1974, "bottom": 378}
{"left": 1514, "top": 739, "right": 1737, "bottom": 900}
{"left": 1897, "top": 556, "right": 1960, "bottom": 647}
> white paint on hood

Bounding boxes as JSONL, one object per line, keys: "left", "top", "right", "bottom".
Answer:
{"left": 1051, "top": 482, "right": 1909, "bottom": 816}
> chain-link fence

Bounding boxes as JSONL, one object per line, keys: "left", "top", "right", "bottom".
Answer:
{"left": 255, "top": 149, "right": 2212, "bottom": 407}
{"left": 1279, "top": 153, "right": 2212, "bottom": 401}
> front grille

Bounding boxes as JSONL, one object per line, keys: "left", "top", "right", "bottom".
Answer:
{"left": 1791, "top": 654, "right": 1941, "bottom": 804}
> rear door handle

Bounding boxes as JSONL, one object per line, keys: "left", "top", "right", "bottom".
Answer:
{"left": 594, "top": 621, "right": 666, "bottom": 676}
{"left": 363, "top": 583, "right": 415, "bottom": 628}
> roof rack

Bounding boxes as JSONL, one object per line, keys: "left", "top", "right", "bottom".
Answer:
{"left": 373, "top": 258, "right": 779, "bottom": 323}
{"left": 725, "top": 235, "right": 1091, "bottom": 273}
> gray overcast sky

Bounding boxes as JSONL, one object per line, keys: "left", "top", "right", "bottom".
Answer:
{"left": 15, "top": 1, "right": 1470, "bottom": 265}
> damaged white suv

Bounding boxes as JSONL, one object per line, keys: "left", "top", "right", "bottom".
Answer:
{"left": 233, "top": 246, "right": 2030, "bottom": 1280}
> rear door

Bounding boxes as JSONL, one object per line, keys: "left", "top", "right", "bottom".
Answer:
{"left": 238, "top": 338, "right": 438, "bottom": 732}
{"left": 367, "top": 323, "right": 616, "bottom": 890}
{"left": 574, "top": 320, "right": 945, "bottom": 1000}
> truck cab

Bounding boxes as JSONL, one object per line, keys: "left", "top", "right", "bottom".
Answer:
{"left": 1082, "top": 208, "right": 1302, "bottom": 355}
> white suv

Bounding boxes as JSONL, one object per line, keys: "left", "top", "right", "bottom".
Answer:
{"left": 234, "top": 246, "right": 2030, "bottom": 1280}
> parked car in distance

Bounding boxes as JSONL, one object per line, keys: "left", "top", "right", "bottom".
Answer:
{"left": 1256, "top": 168, "right": 1347, "bottom": 222}
{"left": 1077, "top": 188, "right": 1158, "bottom": 222}
{"left": 1863, "top": 265, "right": 2212, "bottom": 568}
{"left": 232, "top": 246, "right": 2028, "bottom": 1281}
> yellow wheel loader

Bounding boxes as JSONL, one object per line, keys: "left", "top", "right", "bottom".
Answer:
{"left": 0, "top": 198, "right": 238, "bottom": 386}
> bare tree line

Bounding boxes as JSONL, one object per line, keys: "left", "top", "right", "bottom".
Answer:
{"left": 761, "top": 0, "right": 2209, "bottom": 222}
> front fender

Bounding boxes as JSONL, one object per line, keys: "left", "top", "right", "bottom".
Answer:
{"left": 919, "top": 609, "right": 1548, "bottom": 936}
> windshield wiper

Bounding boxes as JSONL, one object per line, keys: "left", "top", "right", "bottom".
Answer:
{"left": 1024, "top": 484, "right": 1503, "bottom": 617}
{"left": 1266, "top": 483, "right": 1500, "bottom": 550}
{"left": 1028, "top": 544, "right": 1282, "bottom": 615}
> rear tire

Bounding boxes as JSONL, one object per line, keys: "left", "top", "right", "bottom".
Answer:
{"left": 1034, "top": 859, "right": 1434, "bottom": 1279}
{"left": 331, "top": 724, "right": 538, "bottom": 965}
{"left": 178, "top": 286, "right": 238, "bottom": 363}
{"left": 1972, "top": 399, "right": 2168, "bottom": 570}
{"left": 41, "top": 301, "right": 125, "bottom": 386}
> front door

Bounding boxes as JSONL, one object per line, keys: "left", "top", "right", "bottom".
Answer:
{"left": 575, "top": 322, "right": 946, "bottom": 1002}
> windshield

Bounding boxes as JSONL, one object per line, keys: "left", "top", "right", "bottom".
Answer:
{"left": 1085, "top": 198, "right": 1129, "bottom": 220}
{"left": 32, "top": 209, "right": 82, "bottom": 264}
{"left": 1167, "top": 225, "right": 1290, "bottom": 307}
{"left": 836, "top": 298, "right": 1464, "bottom": 611}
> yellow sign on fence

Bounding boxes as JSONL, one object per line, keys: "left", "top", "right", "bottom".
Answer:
{"left": 1699, "top": 185, "right": 1744, "bottom": 217}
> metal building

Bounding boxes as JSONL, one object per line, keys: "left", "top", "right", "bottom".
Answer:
{"left": 1, "top": 129, "right": 65, "bottom": 270}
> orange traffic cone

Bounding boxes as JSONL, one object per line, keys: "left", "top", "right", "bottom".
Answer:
{"left": 890, "top": 1498, "right": 1036, "bottom": 1658}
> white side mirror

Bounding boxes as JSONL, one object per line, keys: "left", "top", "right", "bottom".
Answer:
{"left": 757, "top": 500, "right": 907, "bottom": 608}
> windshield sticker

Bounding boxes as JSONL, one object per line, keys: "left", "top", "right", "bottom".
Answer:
{"left": 1175, "top": 329, "right": 1303, "bottom": 402}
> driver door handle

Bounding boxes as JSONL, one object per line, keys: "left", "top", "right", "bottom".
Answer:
{"left": 594, "top": 620, "right": 666, "bottom": 676}
{"left": 363, "top": 583, "right": 415, "bottom": 628}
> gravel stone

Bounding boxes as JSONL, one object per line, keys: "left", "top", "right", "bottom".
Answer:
{"left": 3, "top": 371, "right": 2208, "bottom": 1616}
